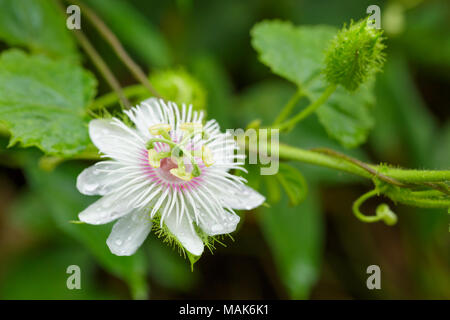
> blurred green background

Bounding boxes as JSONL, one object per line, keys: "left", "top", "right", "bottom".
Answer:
{"left": 0, "top": 0, "right": 449, "bottom": 299}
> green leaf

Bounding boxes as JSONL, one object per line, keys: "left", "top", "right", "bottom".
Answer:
{"left": 0, "top": 0, "right": 78, "bottom": 60}
{"left": 276, "top": 163, "right": 308, "bottom": 206}
{"left": 0, "top": 50, "right": 97, "bottom": 157}
{"left": 251, "top": 20, "right": 337, "bottom": 86}
{"left": 263, "top": 175, "right": 281, "bottom": 204}
{"left": 24, "top": 159, "right": 149, "bottom": 299}
{"left": 259, "top": 186, "right": 323, "bottom": 299}
{"left": 309, "top": 77, "right": 375, "bottom": 148}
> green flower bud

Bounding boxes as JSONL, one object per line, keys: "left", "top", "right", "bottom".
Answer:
{"left": 324, "top": 18, "right": 386, "bottom": 91}
{"left": 149, "top": 68, "right": 207, "bottom": 111}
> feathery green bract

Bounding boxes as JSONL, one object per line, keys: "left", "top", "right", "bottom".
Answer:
{"left": 324, "top": 18, "right": 386, "bottom": 91}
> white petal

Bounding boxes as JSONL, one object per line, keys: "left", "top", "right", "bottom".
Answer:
{"left": 89, "top": 119, "right": 143, "bottom": 162}
{"left": 220, "top": 185, "right": 265, "bottom": 210}
{"left": 106, "top": 209, "right": 152, "bottom": 256}
{"left": 125, "top": 98, "right": 165, "bottom": 138}
{"left": 76, "top": 162, "right": 121, "bottom": 196}
{"left": 164, "top": 211, "right": 204, "bottom": 256}
{"left": 198, "top": 209, "right": 240, "bottom": 236}
{"left": 78, "top": 194, "right": 133, "bottom": 225}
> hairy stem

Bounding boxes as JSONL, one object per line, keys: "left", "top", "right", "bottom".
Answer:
{"left": 277, "top": 143, "right": 450, "bottom": 183}
{"left": 73, "top": 29, "right": 131, "bottom": 109}
{"left": 311, "top": 147, "right": 410, "bottom": 187}
{"left": 56, "top": 0, "right": 130, "bottom": 108}
{"left": 272, "top": 88, "right": 303, "bottom": 126}
{"left": 71, "top": 0, "right": 161, "bottom": 98}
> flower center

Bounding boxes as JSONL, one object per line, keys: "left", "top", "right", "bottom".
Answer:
{"left": 146, "top": 122, "right": 214, "bottom": 182}
{"left": 157, "top": 157, "right": 185, "bottom": 183}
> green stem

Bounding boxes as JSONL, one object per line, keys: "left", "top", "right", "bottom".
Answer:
{"left": 72, "top": 28, "right": 131, "bottom": 109}
{"left": 385, "top": 188, "right": 450, "bottom": 208}
{"left": 389, "top": 195, "right": 450, "bottom": 208}
{"left": 277, "top": 143, "right": 450, "bottom": 183}
{"left": 272, "top": 88, "right": 303, "bottom": 126}
{"left": 377, "top": 168, "right": 450, "bottom": 183}
{"left": 128, "top": 275, "right": 149, "bottom": 300}
{"left": 55, "top": 0, "right": 130, "bottom": 109}
{"left": 278, "top": 143, "right": 370, "bottom": 178}
{"left": 89, "top": 84, "right": 148, "bottom": 110}
{"left": 277, "top": 84, "right": 336, "bottom": 131}
{"left": 312, "top": 147, "right": 409, "bottom": 187}
{"left": 147, "top": 138, "right": 177, "bottom": 149}
{"left": 173, "top": 144, "right": 201, "bottom": 176}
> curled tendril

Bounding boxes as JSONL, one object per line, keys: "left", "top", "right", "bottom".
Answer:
{"left": 352, "top": 188, "right": 398, "bottom": 226}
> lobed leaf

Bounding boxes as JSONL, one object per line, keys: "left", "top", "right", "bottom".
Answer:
{"left": 276, "top": 163, "right": 308, "bottom": 206}
{"left": 0, "top": 50, "right": 97, "bottom": 157}
{"left": 251, "top": 20, "right": 337, "bottom": 86}
{"left": 309, "top": 77, "right": 375, "bottom": 148}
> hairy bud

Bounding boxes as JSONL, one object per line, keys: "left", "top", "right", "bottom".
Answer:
{"left": 324, "top": 18, "right": 386, "bottom": 91}
{"left": 149, "top": 69, "right": 207, "bottom": 111}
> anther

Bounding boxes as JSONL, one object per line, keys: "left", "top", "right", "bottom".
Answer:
{"left": 149, "top": 124, "right": 172, "bottom": 140}
{"left": 180, "top": 122, "right": 202, "bottom": 133}
{"left": 148, "top": 150, "right": 171, "bottom": 168}
{"left": 201, "top": 145, "right": 214, "bottom": 167}
{"left": 148, "top": 149, "right": 162, "bottom": 168}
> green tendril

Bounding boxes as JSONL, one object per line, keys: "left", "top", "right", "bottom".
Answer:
{"left": 352, "top": 188, "right": 398, "bottom": 226}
